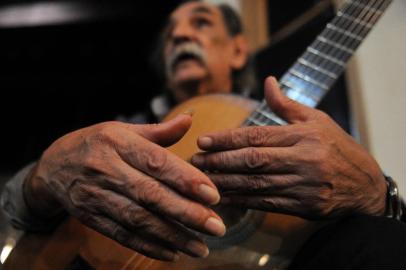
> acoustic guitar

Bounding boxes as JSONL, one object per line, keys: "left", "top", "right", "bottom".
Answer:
{"left": 3, "top": 0, "right": 393, "bottom": 269}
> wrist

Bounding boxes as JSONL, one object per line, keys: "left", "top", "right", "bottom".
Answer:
{"left": 23, "top": 163, "right": 63, "bottom": 220}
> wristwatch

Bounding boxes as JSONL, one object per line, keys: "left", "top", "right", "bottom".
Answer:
{"left": 384, "top": 175, "right": 403, "bottom": 220}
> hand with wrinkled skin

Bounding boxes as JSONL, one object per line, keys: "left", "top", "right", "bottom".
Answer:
{"left": 24, "top": 114, "right": 226, "bottom": 261}
{"left": 192, "top": 76, "right": 387, "bottom": 220}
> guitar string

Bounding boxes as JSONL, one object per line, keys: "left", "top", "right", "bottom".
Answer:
{"left": 247, "top": 0, "right": 376, "bottom": 126}
{"left": 301, "top": 0, "right": 389, "bottom": 100}
{"left": 251, "top": 0, "right": 386, "bottom": 126}
{"left": 139, "top": 258, "right": 155, "bottom": 270}
{"left": 285, "top": 0, "right": 385, "bottom": 103}
{"left": 131, "top": 254, "right": 152, "bottom": 270}
{"left": 307, "top": 0, "right": 373, "bottom": 83}
{"left": 123, "top": 253, "right": 139, "bottom": 270}
{"left": 318, "top": 0, "right": 387, "bottom": 74}
{"left": 305, "top": 0, "right": 384, "bottom": 88}
{"left": 247, "top": 0, "right": 390, "bottom": 126}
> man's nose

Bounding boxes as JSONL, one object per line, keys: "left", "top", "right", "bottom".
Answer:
{"left": 171, "top": 22, "right": 195, "bottom": 45}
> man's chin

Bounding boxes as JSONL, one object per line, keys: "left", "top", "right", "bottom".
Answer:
{"left": 169, "top": 77, "right": 206, "bottom": 102}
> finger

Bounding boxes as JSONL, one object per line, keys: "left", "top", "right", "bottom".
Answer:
{"left": 197, "top": 125, "right": 302, "bottom": 151}
{"left": 92, "top": 188, "right": 209, "bottom": 258}
{"left": 192, "top": 147, "right": 296, "bottom": 173}
{"left": 119, "top": 134, "right": 220, "bottom": 205}
{"left": 264, "top": 76, "right": 316, "bottom": 123}
{"left": 132, "top": 113, "right": 193, "bottom": 147}
{"left": 84, "top": 214, "right": 179, "bottom": 261}
{"left": 208, "top": 173, "right": 301, "bottom": 194}
{"left": 103, "top": 161, "right": 226, "bottom": 237}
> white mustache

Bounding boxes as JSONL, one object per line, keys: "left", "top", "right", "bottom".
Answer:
{"left": 166, "top": 42, "right": 207, "bottom": 76}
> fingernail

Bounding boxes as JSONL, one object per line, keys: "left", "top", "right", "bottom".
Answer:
{"left": 186, "top": 240, "right": 209, "bottom": 258}
{"left": 199, "top": 184, "right": 220, "bottom": 205}
{"left": 205, "top": 217, "right": 226, "bottom": 236}
{"left": 182, "top": 109, "right": 195, "bottom": 116}
{"left": 162, "top": 250, "right": 179, "bottom": 261}
{"left": 199, "top": 137, "right": 212, "bottom": 148}
{"left": 191, "top": 154, "right": 204, "bottom": 165}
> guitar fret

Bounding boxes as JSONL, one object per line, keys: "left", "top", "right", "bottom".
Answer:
{"left": 337, "top": 11, "right": 373, "bottom": 29}
{"left": 306, "top": 47, "right": 345, "bottom": 67}
{"left": 244, "top": 0, "right": 393, "bottom": 128}
{"left": 284, "top": 88, "right": 318, "bottom": 107}
{"left": 289, "top": 69, "right": 329, "bottom": 90}
{"left": 317, "top": 36, "right": 354, "bottom": 54}
{"left": 247, "top": 117, "right": 267, "bottom": 126}
{"left": 302, "top": 52, "right": 343, "bottom": 74}
{"left": 354, "top": 1, "right": 384, "bottom": 14}
{"left": 326, "top": 23, "right": 363, "bottom": 41}
{"left": 280, "top": 79, "right": 321, "bottom": 101}
{"left": 255, "top": 109, "right": 287, "bottom": 125}
{"left": 298, "top": 58, "right": 338, "bottom": 79}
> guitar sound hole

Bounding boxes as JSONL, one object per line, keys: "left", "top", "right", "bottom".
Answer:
{"left": 201, "top": 206, "right": 265, "bottom": 249}
{"left": 213, "top": 205, "right": 248, "bottom": 228}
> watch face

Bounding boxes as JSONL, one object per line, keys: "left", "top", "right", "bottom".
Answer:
{"left": 385, "top": 175, "right": 403, "bottom": 220}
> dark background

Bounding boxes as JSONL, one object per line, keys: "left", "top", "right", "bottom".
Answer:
{"left": 0, "top": 0, "right": 349, "bottom": 174}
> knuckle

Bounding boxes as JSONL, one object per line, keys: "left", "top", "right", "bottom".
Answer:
{"left": 318, "top": 186, "right": 333, "bottom": 203}
{"left": 247, "top": 174, "right": 268, "bottom": 191}
{"left": 120, "top": 203, "right": 151, "bottom": 229}
{"left": 68, "top": 182, "right": 94, "bottom": 210}
{"left": 208, "top": 152, "right": 227, "bottom": 168}
{"left": 137, "top": 180, "right": 165, "bottom": 210}
{"left": 244, "top": 148, "right": 266, "bottom": 170}
{"left": 89, "top": 122, "right": 123, "bottom": 149}
{"left": 81, "top": 154, "right": 102, "bottom": 171}
{"left": 304, "top": 129, "right": 324, "bottom": 144}
{"left": 306, "top": 147, "right": 328, "bottom": 166}
{"left": 145, "top": 148, "right": 168, "bottom": 173}
{"left": 263, "top": 197, "right": 280, "bottom": 211}
{"left": 247, "top": 127, "right": 266, "bottom": 146}
{"left": 227, "top": 129, "right": 238, "bottom": 146}
{"left": 92, "top": 123, "right": 115, "bottom": 142}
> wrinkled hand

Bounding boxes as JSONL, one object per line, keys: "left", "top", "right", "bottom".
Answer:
{"left": 192, "top": 77, "right": 387, "bottom": 220}
{"left": 26, "top": 114, "right": 225, "bottom": 261}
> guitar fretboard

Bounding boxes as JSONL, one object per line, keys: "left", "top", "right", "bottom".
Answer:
{"left": 244, "top": 0, "right": 392, "bottom": 127}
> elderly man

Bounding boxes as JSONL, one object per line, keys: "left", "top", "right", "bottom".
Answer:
{"left": 2, "top": 0, "right": 405, "bottom": 266}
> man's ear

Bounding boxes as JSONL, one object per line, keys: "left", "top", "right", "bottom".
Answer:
{"left": 229, "top": 35, "right": 249, "bottom": 70}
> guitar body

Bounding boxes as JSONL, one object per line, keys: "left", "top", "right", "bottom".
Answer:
{"left": 4, "top": 94, "right": 319, "bottom": 270}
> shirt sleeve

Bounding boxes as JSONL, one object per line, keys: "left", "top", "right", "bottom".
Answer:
{"left": 1, "top": 163, "right": 65, "bottom": 231}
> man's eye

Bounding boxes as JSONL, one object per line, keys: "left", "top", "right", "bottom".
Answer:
{"left": 194, "top": 18, "right": 211, "bottom": 29}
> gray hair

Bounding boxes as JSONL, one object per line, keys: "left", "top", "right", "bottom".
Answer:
{"left": 151, "top": 1, "right": 257, "bottom": 98}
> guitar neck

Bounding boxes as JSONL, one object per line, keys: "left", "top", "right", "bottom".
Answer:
{"left": 244, "top": 0, "right": 392, "bottom": 127}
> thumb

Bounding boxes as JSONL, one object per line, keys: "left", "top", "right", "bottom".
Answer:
{"left": 134, "top": 113, "right": 192, "bottom": 147}
{"left": 264, "top": 76, "right": 314, "bottom": 123}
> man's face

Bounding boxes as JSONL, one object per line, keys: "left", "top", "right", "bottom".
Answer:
{"left": 163, "top": 2, "right": 247, "bottom": 102}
